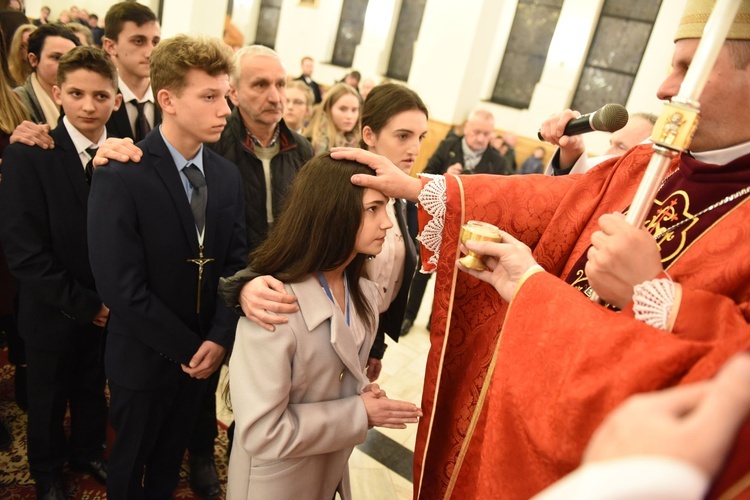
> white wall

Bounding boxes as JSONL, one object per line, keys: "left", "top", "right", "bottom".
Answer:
{"left": 274, "top": 0, "right": 349, "bottom": 84}
{"left": 25, "top": 0, "right": 123, "bottom": 20}
{"left": 23, "top": 0, "right": 689, "bottom": 155}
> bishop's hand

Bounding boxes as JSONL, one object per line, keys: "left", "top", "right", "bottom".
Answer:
{"left": 586, "top": 212, "right": 663, "bottom": 309}
{"left": 538, "top": 109, "right": 586, "bottom": 170}
{"left": 457, "top": 231, "right": 538, "bottom": 302}
{"left": 331, "top": 147, "right": 422, "bottom": 202}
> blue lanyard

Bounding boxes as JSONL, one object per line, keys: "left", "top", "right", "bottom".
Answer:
{"left": 317, "top": 272, "right": 350, "bottom": 326}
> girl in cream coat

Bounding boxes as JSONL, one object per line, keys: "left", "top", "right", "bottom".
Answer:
{"left": 226, "top": 154, "right": 422, "bottom": 500}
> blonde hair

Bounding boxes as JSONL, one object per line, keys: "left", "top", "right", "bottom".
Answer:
{"left": 286, "top": 79, "right": 314, "bottom": 108}
{"left": 150, "top": 34, "right": 234, "bottom": 99}
{"left": 8, "top": 24, "right": 36, "bottom": 86}
{"left": 66, "top": 22, "right": 93, "bottom": 47}
{"left": 304, "top": 83, "right": 360, "bottom": 152}
{"left": 0, "top": 43, "right": 30, "bottom": 133}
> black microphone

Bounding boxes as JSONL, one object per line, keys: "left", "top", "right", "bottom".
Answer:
{"left": 537, "top": 103, "right": 629, "bottom": 141}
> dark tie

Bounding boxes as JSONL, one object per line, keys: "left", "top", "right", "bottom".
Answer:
{"left": 85, "top": 146, "right": 98, "bottom": 185}
{"left": 182, "top": 164, "right": 207, "bottom": 233}
{"left": 130, "top": 99, "right": 151, "bottom": 142}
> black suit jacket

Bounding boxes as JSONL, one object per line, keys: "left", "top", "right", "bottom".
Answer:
{"left": 106, "top": 96, "right": 162, "bottom": 141}
{"left": 423, "top": 135, "right": 509, "bottom": 176}
{"left": 368, "top": 199, "right": 417, "bottom": 358}
{"left": 294, "top": 75, "right": 322, "bottom": 104}
{"left": 0, "top": 123, "right": 103, "bottom": 351}
{"left": 380, "top": 200, "right": 416, "bottom": 337}
{"left": 87, "top": 129, "right": 247, "bottom": 389}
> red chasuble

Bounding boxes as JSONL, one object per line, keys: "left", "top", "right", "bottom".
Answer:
{"left": 413, "top": 144, "right": 750, "bottom": 499}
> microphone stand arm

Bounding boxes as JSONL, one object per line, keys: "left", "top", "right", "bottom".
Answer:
{"left": 589, "top": 0, "right": 742, "bottom": 304}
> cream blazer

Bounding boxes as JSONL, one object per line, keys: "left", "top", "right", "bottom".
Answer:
{"left": 227, "top": 275, "right": 377, "bottom": 500}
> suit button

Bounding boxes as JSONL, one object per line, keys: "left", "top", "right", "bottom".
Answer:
{"left": 339, "top": 370, "right": 345, "bottom": 382}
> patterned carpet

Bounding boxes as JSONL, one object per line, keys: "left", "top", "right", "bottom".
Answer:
{"left": 0, "top": 345, "right": 230, "bottom": 499}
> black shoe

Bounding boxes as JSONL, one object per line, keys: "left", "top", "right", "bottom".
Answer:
{"left": 400, "top": 318, "right": 414, "bottom": 336}
{"left": 0, "top": 420, "right": 11, "bottom": 450}
{"left": 189, "top": 454, "right": 220, "bottom": 498}
{"left": 36, "top": 481, "right": 65, "bottom": 500}
{"left": 14, "top": 365, "right": 28, "bottom": 411}
{"left": 71, "top": 457, "right": 108, "bottom": 485}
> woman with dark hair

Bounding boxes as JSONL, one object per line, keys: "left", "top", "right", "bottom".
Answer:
{"left": 13, "top": 22, "right": 78, "bottom": 125}
{"left": 226, "top": 153, "right": 421, "bottom": 499}
{"left": 235, "top": 83, "right": 429, "bottom": 380}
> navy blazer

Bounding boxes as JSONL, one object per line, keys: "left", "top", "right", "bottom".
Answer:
{"left": 0, "top": 123, "right": 103, "bottom": 351}
{"left": 87, "top": 129, "right": 247, "bottom": 389}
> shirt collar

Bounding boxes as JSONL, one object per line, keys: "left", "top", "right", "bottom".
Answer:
{"left": 461, "top": 136, "right": 485, "bottom": 158}
{"left": 691, "top": 140, "right": 750, "bottom": 166}
{"left": 159, "top": 125, "right": 204, "bottom": 174}
{"left": 246, "top": 123, "right": 281, "bottom": 148}
{"left": 62, "top": 115, "right": 107, "bottom": 154}
{"left": 118, "top": 76, "right": 154, "bottom": 104}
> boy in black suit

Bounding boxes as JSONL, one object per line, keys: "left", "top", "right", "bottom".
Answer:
{"left": 87, "top": 34, "right": 246, "bottom": 499}
{"left": 0, "top": 46, "right": 121, "bottom": 499}
{"left": 102, "top": 2, "right": 162, "bottom": 141}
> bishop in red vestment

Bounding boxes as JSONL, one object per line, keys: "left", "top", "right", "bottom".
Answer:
{"left": 333, "top": 1, "right": 750, "bottom": 497}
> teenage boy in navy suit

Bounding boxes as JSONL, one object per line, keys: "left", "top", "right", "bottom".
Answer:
{"left": 87, "top": 34, "right": 247, "bottom": 499}
{"left": 0, "top": 46, "right": 121, "bottom": 499}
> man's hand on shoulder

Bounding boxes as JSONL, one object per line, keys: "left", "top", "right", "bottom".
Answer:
{"left": 239, "top": 275, "right": 298, "bottom": 332}
{"left": 93, "top": 137, "right": 143, "bottom": 168}
{"left": 10, "top": 121, "right": 54, "bottom": 149}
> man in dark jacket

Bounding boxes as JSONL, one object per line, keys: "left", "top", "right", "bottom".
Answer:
{"left": 211, "top": 45, "right": 314, "bottom": 252}
{"left": 294, "top": 56, "right": 322, "bottom": 104}
{"left": 423, "top": 109, "right": 509, "bottom": 176}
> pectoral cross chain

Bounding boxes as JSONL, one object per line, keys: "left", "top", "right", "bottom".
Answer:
{"left": 187, "top": 244, "right": 214, "bottom": 313}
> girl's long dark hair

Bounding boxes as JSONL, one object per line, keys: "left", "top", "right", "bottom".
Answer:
{"left": 249, "top": 153, "right": 377, "bottom": 331}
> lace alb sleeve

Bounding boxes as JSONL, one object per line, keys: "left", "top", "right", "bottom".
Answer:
{"left": 632, "top": 278, "right": 682, "bottom": 332}
{"left": 416, "top": 174, "right": 446, "bottom": 271}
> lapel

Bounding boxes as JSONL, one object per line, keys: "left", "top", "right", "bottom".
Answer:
{"left": 475, "top": 148, "right": 492, "bottom": 173}
{"left": 146, "top": 131, "right": 200, "bottom": 255}
{"left": 53, "top": 124, "right": 90, "bottom": 209}
{"left": 202, "top": 148, "right": 218, "bottom": 256}
{"left": 292, "top": 277, "right": 369, "bottom": 387}
{"left": 106, "top": 102, "right": 134, "bottom": 140}
{"left": 394, "top": 199, "right": 416, "bottom": 262}
{"left": 449, "top": 139, "right": 464, "bottom": 167}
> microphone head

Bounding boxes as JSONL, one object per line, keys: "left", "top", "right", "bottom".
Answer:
{"left": 591, "top": 103, "right": 629, "bottom": 133}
